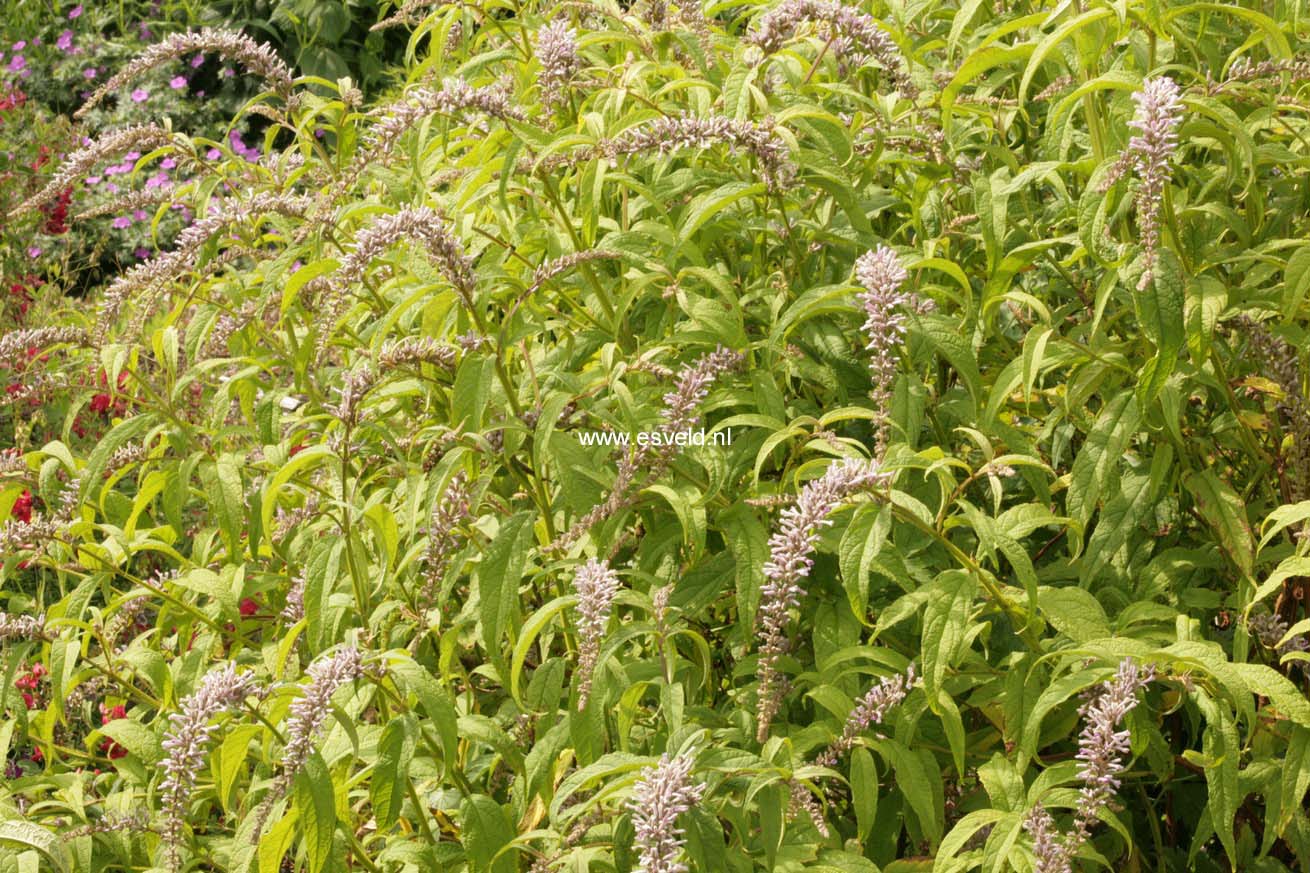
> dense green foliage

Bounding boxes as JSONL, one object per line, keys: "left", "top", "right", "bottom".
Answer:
{"left": 5, "top": 1, "right": 1310, "bottom": 872}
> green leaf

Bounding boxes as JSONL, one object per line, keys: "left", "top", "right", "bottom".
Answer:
{"left": 511, "top": 595, "right": 576, "bottom": 706}
{"left": 678, "top": 181, "right": 765, "bottom": 242}
{"left": 260, "top": 445, "right": 334, "bottom": 534}
{"left": 96, "top": 718, "right": 162, "bottom": 765}
{"left": 912, "top": 314, "right": 983, "bottom": 406}
{"left": 372, "top": 713, "right": 417, "bottom": 831}
{"left": 295, "top": 751, "right": 337, "bottom": 873}
{"left": 460, "top": 794, "right": 517, "bottom": 873}
{"left": 839, "top": 502, "right": 891, "bottom": 623}
{"left": 1197, "top": 696, "right": 1241, "bottom": 866}
{"left": 478, "top": 511, "right": 535, "bottom": 675}
{"left": 1038, "top": 587, "right": 1110, "bottom": 643}
{"left": 1186, "top": 274, "right": 1227, "bottom": 363}
{"left": 0, "top": 821, "right": 69, "bottom": 873}
{"left": 1134, "top": 250, "right": 1186, "bottom": 405}
{"left": 920, "top": 570, "right": 977, "bottom": 699}
{"left": 941, "top": 43, "right": 1034, "bottom": 127}
{"left": 201, "top": 453, "right": 246, "bottom": 560}
{"left": 216, "top": 724, "right": 261, "bottom": 814}
{"left": 851, "top": 746, "right": 878, "bottom": 843}
{"left": 758, "top": 781, "right": 785, "bottom": 868}
{"left": 1161, "top": 3, "right": 1291, "bottom": 57}
{"left": 451, "top": 354, "right": 497, "bottom": 432}
{"left": 385, "top": 654, "right": 459, "bottom": 778}
{"left": 1184, "top": 470, "right": 1255, "bottom": 578}
{"left": 257, "top": 810, "right": 298, "bottom": 873}
{"left": 1079, "top": 464, "right": 1152, "bottom": 585}
{"left": 1259, "top": 500, "right": 1310, "bottom": 551}
{"left": 1282, "top": 245, "right": 1310, "bottom": 320}
{"left": 880, "top": 740, "right": 944, "bottom": 845}
{"left": 82, "top": 413, "right": 155, "bottom": 504}
{"left": 1232, "top": 663, "right": 1310, "bottom": 726}
{"left": 1066, "top": 392, "right": 1140, "bottom": 533}
{"left": 1017, "top": 7, "right": 1116, "bottom": 104}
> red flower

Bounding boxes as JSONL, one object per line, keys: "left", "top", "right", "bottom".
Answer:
{"left": 11, "top": 489, "right": 32, "bottom": 523}
{"left": 40, "top": 188, "right": 72, "bottom": 235}
{"left": 89, "top": 370, "right": 131, "bottom": 417}
{"left": 30, "top": 746, "right": 43, "bottom": 763}
{"left": 16, "top": 663, "right": 45, "bottom": 707}
{"left": 239, "top": 597, "right": 260, "bottom": 617}
{"left": 99, "top": 704, "right": 129, "bottom": 758}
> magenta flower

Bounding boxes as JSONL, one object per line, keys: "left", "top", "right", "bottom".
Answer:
{"left": 130, "top": 88, "right": 148, "bottom": 103}
{"left": 69, "top": 4, "right": 83, "bottom": 19}
{"left": 7, "top": 56, "right": 25, "bottom": 73}
{"left": 134, "top": 247, "right": 150, "bottom": 259}
{"left": 56, "top": 30, "right": 73, "bottom": 52}
{"left": 206, "top": 148, "right": 221, "bottom": 160}
{"left": 105, "top": 182, "right": 119, "bottom": 193}
{"left": 190, "top": 54, "right": 204, "bottom": 68}
{"left": 83, "top": 67, "right": 96, "bottom": 79}
{"left": 132, "top": 209, "right": 147, "bottom": 221}
{"left": 169, "top": 75, "right": 186, "bottom": 89}
{"left": 85, "top": 176, "right": 100, "bottom": 185}
{"left": 11, "top": 41, "right": 25, "bottom": 51}
{"left": 160, "top": 157, "right": 176, "bottom": 169}
{"left": 112, "top": 216, "right": 131, "bottom": 229}
{"left": 27, "top": 246, "right": 41, "bottom": 258}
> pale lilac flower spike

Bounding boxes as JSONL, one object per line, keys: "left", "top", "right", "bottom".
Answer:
{"left": 1023, "top": 658, "right": 1155, "bottom": 873}
{"left": 755, "top": 458, "right": 889, "bottom": 740}
{"left": 630, "top": 753, "right": 705, "bottom": 873}
{"left": 535, "top": 17, "right": 581, "bottom": 113}
{"left": 158, "top": 663, "right": 262, "bottom": 870}
{"left": 854, "top": 244, "right": 910, "bottom": 457}
{"left": 572, "top": 557, "right": 622, "bottom": 710}
{"left": 1101, "top": 76, "right": 1184, "bottom": 290}
{"left": 813, "top": 664, "right": 918, "bottom": 767}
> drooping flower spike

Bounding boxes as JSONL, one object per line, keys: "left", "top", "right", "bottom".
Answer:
{"left": 158, "top": 663, "right": 263, "bottom": 870}
{"left": 755, "top": 458, "right": 890, "bottom": 740}
{"left": 1023, "top": 658, "right": 1155, "bottom": 873}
